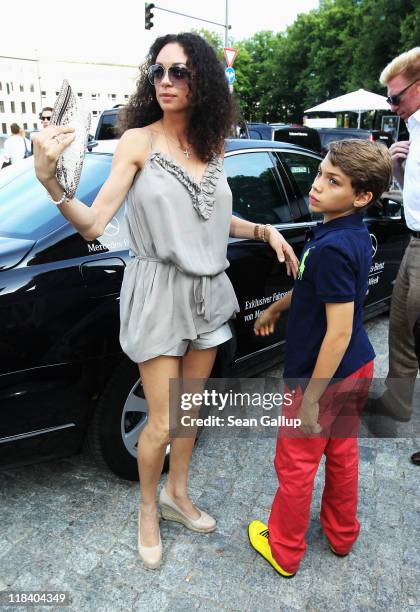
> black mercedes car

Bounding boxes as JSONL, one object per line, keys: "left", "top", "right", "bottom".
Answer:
{"left": 0, "top": 140, "right": 408, "bottom": 479}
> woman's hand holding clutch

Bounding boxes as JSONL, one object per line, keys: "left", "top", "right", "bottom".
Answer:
{"left": 33, "top": 126, "right": 75, "bottom": 185}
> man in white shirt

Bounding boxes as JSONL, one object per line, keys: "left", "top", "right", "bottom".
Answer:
{"left": 3, "top": 123, "right": 30, "bottom": 165}
{"left": 369, "top": 48, "right": 420, "bottom": 446}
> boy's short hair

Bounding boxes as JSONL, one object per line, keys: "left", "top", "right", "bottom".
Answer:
{"left": 10, "top": 123, "right": 20, "bottom": 134}
{"left": 327, "top": 139, "right": 392, "bottom": 205}
{"left": 379, "top": 47, "right": 420, "bottom": 85}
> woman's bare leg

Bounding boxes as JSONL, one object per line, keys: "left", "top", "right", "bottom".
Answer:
{"left": 165, "top": 346, "right": 217, "bottom": 517}
{"left": 137, "top": 355, "right": 180, "bottom": 546}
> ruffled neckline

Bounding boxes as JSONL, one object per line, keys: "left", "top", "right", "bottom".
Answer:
{"left": 148, "top": 151, "right": 222, "bottom": 220}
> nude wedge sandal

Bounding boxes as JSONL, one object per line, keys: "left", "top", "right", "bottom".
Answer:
{"left": 159, "top": 486, "right": 216, "bottom": 533}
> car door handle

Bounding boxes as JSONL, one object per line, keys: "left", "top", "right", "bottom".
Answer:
{"left": 80, "top": 257, "right": 125, "bottom": 284}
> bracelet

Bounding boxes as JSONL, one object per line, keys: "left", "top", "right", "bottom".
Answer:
{"left": 47, "top": 189, "right": 69, "bottom": 206}
{"left": 254, "top": 223, "right": 262, "bottom": 240}
{"left": 262, "top": 224, "right": 272, "bottom": 242}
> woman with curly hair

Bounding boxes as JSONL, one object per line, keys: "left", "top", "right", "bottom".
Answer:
{"left": 33, "top": 32, "right": 298, "bottom": 569}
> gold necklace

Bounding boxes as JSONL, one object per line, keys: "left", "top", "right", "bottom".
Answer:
{"left": 161, "top": 120, "right": 192, "bottom": 159}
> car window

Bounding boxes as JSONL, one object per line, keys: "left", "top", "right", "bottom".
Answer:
{"left": 278, "top": 151, "right": 320, "bottom": 218}
{"left": 224, "top": 151, "right": 292, "bottom": 224}
{"left": 95, "top": 113, "right": 119, "bottom": 140}
{"left": 247, "top": 129, "right": 262, "bottom": 140}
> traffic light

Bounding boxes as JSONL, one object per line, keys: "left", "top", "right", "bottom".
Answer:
{"left": 145, "top": 3, "right": 155, "bottom": 30}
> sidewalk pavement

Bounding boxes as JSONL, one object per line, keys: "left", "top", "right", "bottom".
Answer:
{"left": 0, "top": 314, "right": 419, "bottom": 611}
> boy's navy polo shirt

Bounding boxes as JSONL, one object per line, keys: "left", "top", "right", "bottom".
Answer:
{"left": 284, "top": 213, "right": 375, "bottom": 380}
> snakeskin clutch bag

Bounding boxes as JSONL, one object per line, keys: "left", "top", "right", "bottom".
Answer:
{"left": 50, "top": 80, "right": 91, "bottom": 199}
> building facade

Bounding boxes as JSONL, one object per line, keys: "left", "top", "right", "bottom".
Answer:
{"left": 0, "top": 56, "right": 139, "bottom": 136}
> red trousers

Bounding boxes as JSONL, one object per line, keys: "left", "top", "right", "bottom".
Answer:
{"left": 268, "top": 361, "right": 374, "bottom": 574}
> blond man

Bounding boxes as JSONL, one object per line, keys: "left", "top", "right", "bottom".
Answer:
{"left": 369, "top": 48, "right": 420, "bottom": 436}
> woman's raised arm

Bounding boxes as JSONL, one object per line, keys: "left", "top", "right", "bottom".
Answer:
{"left": 33, "top": 126, "right": 148, "bottom": 241}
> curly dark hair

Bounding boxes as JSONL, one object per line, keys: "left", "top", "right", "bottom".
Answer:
{"left": 118, "top": 32, "right": 239, "bottom": 162}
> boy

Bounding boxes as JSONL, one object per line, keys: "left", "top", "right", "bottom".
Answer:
{"left": 248, "top": 140, "right": 392, "bottom": 577}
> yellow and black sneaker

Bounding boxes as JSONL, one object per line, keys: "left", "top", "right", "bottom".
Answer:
{"left": 248, "top": 520, "right": 295, "bottom": 578}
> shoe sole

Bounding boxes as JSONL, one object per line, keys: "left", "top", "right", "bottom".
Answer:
{"left": 160, "top": 504, "right": 217, "bottom": 533}
{"left": 138, "top": 555, "right": 162, "bottom": 570}
{"left": 247, "top": 527, "right": 295, "bottom": 579}
{"left": 328, "top": 543, "right": 349, "bottom": 557}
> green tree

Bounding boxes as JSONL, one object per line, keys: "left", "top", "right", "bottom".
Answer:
{"left": 239, "top": 31, "right": 283, "bottom": 121}
{"left": 400, "top": 1, "right": 420, "bottom": 49}
{"left": 348, "top": 0, "right": 416, "bottom": 92}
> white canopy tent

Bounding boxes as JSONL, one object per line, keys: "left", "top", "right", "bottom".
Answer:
{"left": 305, "top": 89, "right": 390, "bottom": 128}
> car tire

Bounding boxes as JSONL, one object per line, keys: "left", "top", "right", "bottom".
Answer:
{"left": 87, "top": 358, "right": 169, "bottom": 481}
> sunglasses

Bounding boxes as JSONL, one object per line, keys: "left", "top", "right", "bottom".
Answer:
{"left": 386, "top": 79, "right": 419, "bottom": 106}
{"left": 41, "top": 116, "right": 52, "bottom": 121}
{"left": 148, "top": 64, "right": 190, "bottom": 86}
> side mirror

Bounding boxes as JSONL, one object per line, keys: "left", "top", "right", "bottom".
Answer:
{"left": 380, "top": 191, "right": 403, "bottom": 219}
{"left": 87, "top": 136, "right": 98, "bottom": 152}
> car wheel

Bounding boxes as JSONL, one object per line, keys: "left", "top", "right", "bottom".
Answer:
{"left": 87, "top": 358, "right": 170, "bottom": 481}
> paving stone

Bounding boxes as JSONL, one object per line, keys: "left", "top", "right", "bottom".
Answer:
{"left": 401, "top": 570, "right": 420, "bottom": 607}
{"left": 0, "top": 536, "right": 15, "bottom": 560}
{"left": 229, "top": 485, "right": 259, "bottom": 507}
{"left": 27, "top": 558, "right": 79, "bottom": 589}
{"left": 177, "top": 568, "right": 223, "bottom": 601}
{"left": 374, "top": 486, "right": 404, "bottom": 509}
{"left": 164, "top": 592, "right": 201, "bottom": 611}
{"left": 81, "top": 527, "right": 118, "bottom": 554}
{"left": 0, "top": 545, "right": 37, "bottom": 587}
{"left": 215, "top": 583, "right": 254, "bottom": 611}
{"left": 58, "top": 511, "right": 107, "bottom": 543}
{"left": 70, "top": 586, "right": 113, "bottom": 611}
{"left": 402, "top": 506, "right": 419, "bottom": 529}
{"left": 251, "top": 573, "right": 309, "bottom": 610}
{"left": 196, "top": 598, "right": 231, "bottom": 611}
{"left": 359, "top": 445, "right": 376, "bottom": 463}
{"left": 403, "top": 546, "right": 420, "bottom": 572}
{"left": 133, "top": 587, "right": 171, "bottom": 611}
{"left": 36, "top": 537, "right": 102, "bottom": 578}
{"left": 374, "top": 502, "right": 401, "bottom": 528}
{"left": 83, "top": 566, "right": 141, "bottom": 608}
{"left": 375, "top": 576, "right": 407, "bottom": 611}
{"left": 8, "top": 569, "right": 50, "bottom": 591}
{"left": 0, "top": 514, "right": 37, "bottom": 546}
{"left": 214, "top": 501, "right": 253, "bottom": 536}
{"left": 94, "top": 547, "right": 157, "bottom": 592}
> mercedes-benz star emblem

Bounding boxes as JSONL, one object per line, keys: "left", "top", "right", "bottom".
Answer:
{"left": 370, "top": 233, "right": 378, "bottom": 258}
{"left": 104, "top": 217, "right": 120, "bottom": 237}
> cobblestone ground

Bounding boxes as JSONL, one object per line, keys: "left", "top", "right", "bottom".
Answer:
{"left": 0, "top": 315, "right": 419, "bottom": 611}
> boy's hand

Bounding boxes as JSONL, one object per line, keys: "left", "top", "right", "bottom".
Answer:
{"left": 298, "top": 396, "right": 322, "bottom": 434}
{"left": 254, "top": 309, "right": 280, "bottom": 336}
